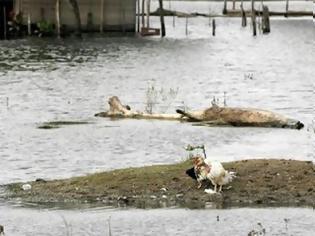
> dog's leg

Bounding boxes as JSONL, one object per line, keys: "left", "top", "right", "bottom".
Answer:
{"left": 214, "top": 184, "right": 217, "bottom": 192}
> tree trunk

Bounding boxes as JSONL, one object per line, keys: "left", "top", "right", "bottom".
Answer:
{"left": 68, "top": 0, "right": 82, "bottom": 37}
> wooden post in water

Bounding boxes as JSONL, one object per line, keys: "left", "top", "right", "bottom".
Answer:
{"left": 241, "top": 6, "right": 247, "bottom": 27}
{"left": 146, "top": 0, "right": 150, "bottom": 28}
{"left": 68, "top": 0, "right": 82, "bottom": 37}
{"left": 262, "top": 5, "right": 270, "bottom": 33}
{"left": 137, "top": 0, "right": 140, "bottom": 32}
{"left": 100, "top": 0, "right": 104, "bottom": 33}
{"left": 212, "top": 19, "right": 216, "bottom": 36}
{"left": 158, "top": 0, "right": 165, "bottom": 37}
{"left": 285, "top": 0, "right": 289, "bottom": 17}
{"left": 56, "top": 0, "right": 61, "bottom": 38}
{"left": 223, "top": 0, "right": 227, "bottom": 14}
{"left": 251, "top": 9, "right": 257, "bottom": 36}
{"left": 141, "top": 0, "right": 145, "bottom": 29}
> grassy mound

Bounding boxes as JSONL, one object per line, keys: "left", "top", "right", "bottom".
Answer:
{"left": 4, "top": 159, "right": 315, "bottom": 209}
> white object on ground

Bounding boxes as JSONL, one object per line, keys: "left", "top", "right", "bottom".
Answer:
{"left": 21, "top": 184, "right": 32, "bottom": 191}
{"left": 204, "top": 188, "right": 217, "bottom": 194}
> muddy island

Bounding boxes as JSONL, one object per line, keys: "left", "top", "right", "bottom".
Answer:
{"left": 95, "top": 96, "right": 304, "bottom": 129}
{"left": 3, "top": 159, "right": 315, "bottom": 209}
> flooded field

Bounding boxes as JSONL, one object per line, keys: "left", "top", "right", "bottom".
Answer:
{"left": 0, "top": 0, "right": 314, "bottom": 235}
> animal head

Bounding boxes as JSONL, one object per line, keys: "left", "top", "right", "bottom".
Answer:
{"left": 191, "top": 155, "right": 205, "bottom": 167}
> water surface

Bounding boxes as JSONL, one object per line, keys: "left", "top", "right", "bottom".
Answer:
{"left": 0, "top": 1, "right": 314, "bottom": 235}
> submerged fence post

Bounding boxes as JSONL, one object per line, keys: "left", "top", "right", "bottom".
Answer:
{"left": 212, "top": 19, "right": 216, "bottom": 36}
{"left": 262, "top": 5, "right": 270, "bottom": 33}
{"left": 158, "top": 0, "right": 165, "bottom": 37}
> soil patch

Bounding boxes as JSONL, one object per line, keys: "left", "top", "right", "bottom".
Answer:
{"left": 3, "top": 159, "right": 315, "bottom": 209}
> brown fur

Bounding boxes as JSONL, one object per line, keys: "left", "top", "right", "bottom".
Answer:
{"left": 191, "top": 155, "right": 211, "bottom": 188}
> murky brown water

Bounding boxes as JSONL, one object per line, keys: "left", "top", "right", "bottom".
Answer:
{"left": 0, "top": 1, "right": 314, "bottom": 235}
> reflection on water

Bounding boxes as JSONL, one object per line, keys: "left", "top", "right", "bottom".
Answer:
{"left": 0, "top": 205, "right": 314, "bottom": 236}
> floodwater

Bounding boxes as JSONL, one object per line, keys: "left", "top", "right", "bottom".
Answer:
{"left": 0, "top": 204, "right": 315, "bottom": 236}
{"left": 0, "top": 1, "right": 314, "bottom": 235}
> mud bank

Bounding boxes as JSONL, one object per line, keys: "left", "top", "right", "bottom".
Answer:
{"left": 3, "top": 159, "right": 315, "bottom": 209}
